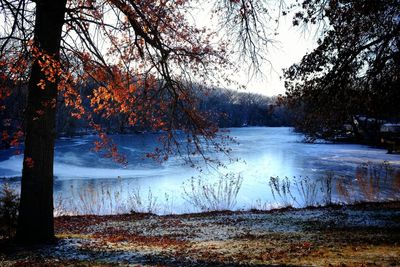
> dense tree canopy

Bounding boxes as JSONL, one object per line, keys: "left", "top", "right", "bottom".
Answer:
{"left": 0, "top": 0, "right": 281, "bottom": 243}
{"left": 0, "top": 83, "right": 292, "bottom": 141}
{"left": 0, "top": 0, "right": 283, "bottom": 159}
{"left": 284, "top": 0, "right": 400, "bottom": 142}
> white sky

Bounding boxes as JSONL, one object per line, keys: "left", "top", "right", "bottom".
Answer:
{"left": 237, "top": 16, "right": 319, "bottom": 96}
{"left": 192, "top": 2, "right": 320, "bottom": 97}
{"left": 0, "top": 1, "right": 318, "bottom": 97}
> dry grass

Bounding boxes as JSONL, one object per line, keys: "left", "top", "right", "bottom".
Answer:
{"left": 52, "top": 161, "right": 400, "bottom": 216}
{"left": 269, "top": 161, "right": 400, "bottom": 208}
{"left": 2, "top": 202, "right": 399, "bottom": 266}
{"left": 182, "top": 173, "right": 243, "bottom": 212}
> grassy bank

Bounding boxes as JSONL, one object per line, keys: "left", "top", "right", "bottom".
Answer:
{"left": 1, "top": 201, "right": 399, "bottom": 266}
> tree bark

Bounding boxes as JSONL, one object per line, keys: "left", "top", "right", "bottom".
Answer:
{"left": 16, "top": 0, "right": 67, "bottom": 243}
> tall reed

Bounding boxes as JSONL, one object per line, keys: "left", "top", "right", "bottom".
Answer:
{"left": 182, "top": 172, "right": 243, "bottom": 211}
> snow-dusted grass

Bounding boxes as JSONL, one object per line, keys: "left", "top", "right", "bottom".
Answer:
{"left": 9, "top": 201, "right": 398, "bottom": 266}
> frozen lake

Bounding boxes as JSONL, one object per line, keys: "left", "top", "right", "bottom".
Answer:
{"left": 1, "top": 127, "right": 399, "bottom": 214}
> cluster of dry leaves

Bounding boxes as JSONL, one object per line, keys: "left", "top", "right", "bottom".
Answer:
{"left": 1, "top": 202, "right": 399, "bottom": 266}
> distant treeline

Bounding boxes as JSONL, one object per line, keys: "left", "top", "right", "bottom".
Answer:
{"left": 1, "top": 84, "right": 293, "bottom": 139}
{"left": 198, "top": 89, "right": 292, "bottom": 128}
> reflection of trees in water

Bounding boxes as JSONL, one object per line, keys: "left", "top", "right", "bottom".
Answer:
{"left": 269, "top": 161, "right": 400, "bottom": 208}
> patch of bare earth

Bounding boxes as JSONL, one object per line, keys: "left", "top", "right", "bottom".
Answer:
{"left": 1, "top": 202, "right": 399, "bottom": 266}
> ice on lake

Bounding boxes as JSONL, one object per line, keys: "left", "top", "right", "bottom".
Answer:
{"left": 1, "top": 127, "right": 399, "bottom": 214}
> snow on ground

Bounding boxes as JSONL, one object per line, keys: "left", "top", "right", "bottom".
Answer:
{"left": 1, "top": 202, "right": 399, "bottom": 266}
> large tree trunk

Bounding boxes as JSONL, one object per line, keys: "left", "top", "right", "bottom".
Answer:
{"left": 16, "top": 0, "right": 67, "bottom": 244}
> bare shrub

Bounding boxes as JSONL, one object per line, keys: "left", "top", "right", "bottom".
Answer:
{"left": 250, "top": 199, "right": 277, "bottom": 211}
{"left": 0, "top": 183, "right": 19, "bottom": 239}
{"left": 268, "top": 176, "right": 293, "bottom": 207}
{"left": 54, "top": 193, "right": 80, "bottom": 216}
{"left": 127, "top": 187, "right": 158, "bottom": 214}
{"left": 269, "top": 176, "right": 320, "bottom": 207}
{"left": 320, "top": 171, "right": 333, "bottom": 205}
{"left": 292, "top": 176, "right": 319, "bottom": 207}
{"left": 268, "top": 162, "right": 400, "bottom": 208}
{"left": 62, "top": 182, "right": 160, "bottom": 215}
{"left": 162, "top": 192, "right": 175, "bottom": 215}
{"left": 72, "top": 184, "right": 111, "bottom": 214}
{"left": 182, "top": 173, "right": 243, "bottom": 212}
